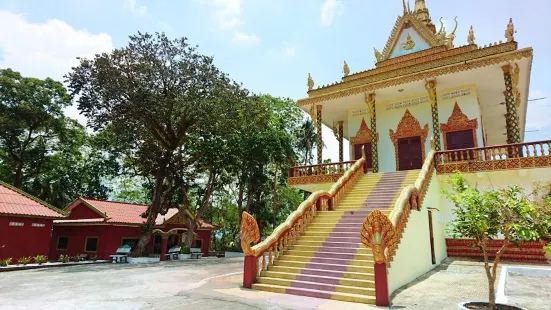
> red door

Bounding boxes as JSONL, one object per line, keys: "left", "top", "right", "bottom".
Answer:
{"left": 354, "top": 143, "right": 373, "bottom": 170}
{"left": 446, "top": 130, "right": 475, "bottom": 160}
{"left": 398, "top": 136, "right": 423, "bottom": 171}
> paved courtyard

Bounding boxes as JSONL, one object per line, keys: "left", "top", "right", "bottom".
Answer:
{"left": 0, "top": 257, "right": 549, "bottom": 309}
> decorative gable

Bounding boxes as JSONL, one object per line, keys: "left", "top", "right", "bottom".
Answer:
{"left": 378, "top": 14, "right": 444, "bottom": 61}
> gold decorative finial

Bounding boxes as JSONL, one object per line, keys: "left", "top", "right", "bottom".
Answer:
{"left": 343, "top": 61, "right": 350, "bottom": 77}
{"left": 445, "top": 17, "right": 458, "bottom": 48}
{"left": 436, "top": 17, "right": 447, "bottom": 43}
{"left": 402, "top": 0, "right": 408, "bottom": 15}
{"left": 505, "top": 18, "right": 515, "bottom": 42}
{"left": 467, "top": 25, "right": 475, "bottom": 45}
{"left": 374, "top": 48, "right": 384, "bottom": 63}
{"left": 402, "top": 34, "right": 416, "bottom": 50}
{"left": 307, "top": 73, "right": 314, "bottom": 91}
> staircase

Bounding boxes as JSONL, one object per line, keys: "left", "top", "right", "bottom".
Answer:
{"left": 252, "top": 170, "right": 419, "bottom": 303}
{"left": 446, "top": 239, "right": 549, "bottom": 264}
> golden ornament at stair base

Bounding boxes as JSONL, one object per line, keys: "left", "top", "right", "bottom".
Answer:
{"left": 402, "top": 34, "right": 416, "bottom": 50}
{"left": 467, "top": 25, "right": 475, "bottom": 45}
{"left": 505, "top": 18, "right": 515, "bottom": 42}
{"left": 240, "top": 211, "right": 260, "bottom": 256}
{"left": 360, "top": 209, "right": 397, "bottom": 264}
{"left": 307, "top": 73, "right": 314, "bottom": 91}
{"left": 343, "top": 61, "right": 350, "bottom": 77}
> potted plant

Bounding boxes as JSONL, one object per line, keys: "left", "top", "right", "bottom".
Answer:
{"left": 58, "top": 254, "right": 70, "bottom": 263}
{"left": 34, "top": 255, "right": 48, "bottom": 265}
{"left": 0, "top": 258, "right": 12, "bottom": 267}
{"left": 179, "top": 245, "right": 191, "bottom": 260}
{"left": 445, "top": 173, "right": 551, "bottom": 310}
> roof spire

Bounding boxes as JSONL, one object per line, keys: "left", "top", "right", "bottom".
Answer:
{"left": 402, "top": 0, "right": 409, "bottom": 15}
{"left": 414, "top": 0, "right": 436, "bottom": 33}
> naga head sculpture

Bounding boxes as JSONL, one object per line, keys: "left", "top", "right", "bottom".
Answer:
{"left": 360, "top": 209, "right": 397, "bottom": 264}
{"left": 240, "top": 211, "right": 260, "bottom": 256}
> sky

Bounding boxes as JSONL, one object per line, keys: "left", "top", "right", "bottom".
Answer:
{"left": 0, "top": 0, "right": 550, "bottom": 162}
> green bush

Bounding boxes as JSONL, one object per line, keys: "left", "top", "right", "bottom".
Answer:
{"left": 0, "top": 258, "right": 12, "bottom": 267}
{"left": 180, "top": 245, "right": 191, "bottom": 254}
{"left": 58, "top": 254, "right": 70, "bottom": 263}
{"left": 18, "top": 256, "right": 32, "bottom": 265}
{"left": 34, "top": 255, "right": 48, "bottom": 265}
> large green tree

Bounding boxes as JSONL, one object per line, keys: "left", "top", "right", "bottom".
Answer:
{"left": 66, "top": 32, "right": 248, "bottom": 254}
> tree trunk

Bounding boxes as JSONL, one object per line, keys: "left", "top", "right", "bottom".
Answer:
{"left": 272, "top": 163, "right": 278, "bottom": 229}
{"left": 184, "top": 219, "right": 196, "bottom": 247}
{"left": 132, "top": 166, "right": 167, "bottom": 257}
{"left": 14, "top": 162, "right": 24, "bottom": 188}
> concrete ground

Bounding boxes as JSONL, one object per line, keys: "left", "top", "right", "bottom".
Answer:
{"left": 0, "top": 257, "right": 548, "bottom": 310}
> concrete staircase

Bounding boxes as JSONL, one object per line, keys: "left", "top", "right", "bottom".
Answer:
{"left": 252, "top": 170, "right": 419, "bottom": 303}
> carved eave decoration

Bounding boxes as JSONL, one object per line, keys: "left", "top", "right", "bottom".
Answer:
{"left": 441, "top": 102, "right": 478, "bottom": 149}
{"left": 351, "top": 118, "right": 376, "bottom": 145}
{"left": 390, "top": 109, "right": 429, "bottom": 170}
{"left": 380, "top": 13, "right": 442, "bottom": 61}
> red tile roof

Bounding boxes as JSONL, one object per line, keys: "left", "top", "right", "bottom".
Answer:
{"left": 0, "top": 182, "right": 65, "bottom": 218}
{"left": 60, "top": 198, "right": 218, "bottom": 229}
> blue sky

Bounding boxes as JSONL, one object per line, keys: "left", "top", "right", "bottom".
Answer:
{"left": 0, "top": 0, "right": 550, "bottom": 161}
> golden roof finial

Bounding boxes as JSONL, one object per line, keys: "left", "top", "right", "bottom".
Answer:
{"left": 467, "top": 25, "right": 475, "bottom": 45}
{"left": 374, "top": 48, "right": 384, "bottom": 63}
{"left": 307, "top": 73, "right": 314, "bottom": 91}
{"left": 505, "top": 18, "right": 515, "bottom": 42}
{"left": 343, "top": 61, "right": 350, "bottom": 77}
{"left": 445, "top": 16, "right": 458, "bottom": 48}
{"left": 402, "top": 0, "right": 408, "bottom": 15}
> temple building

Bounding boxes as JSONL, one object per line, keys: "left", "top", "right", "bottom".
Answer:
{"left": 241, "top": 1, "right": 550, "bottom": 306}
{"left": 50, "top": 198, "right": 218, "bottom": 260}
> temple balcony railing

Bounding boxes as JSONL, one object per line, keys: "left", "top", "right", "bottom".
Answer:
{"left": 287, "top": 161, "right": 359, "bottom": 192}
{"left": 435, "top": 140, "right": 551, "bottom": 174}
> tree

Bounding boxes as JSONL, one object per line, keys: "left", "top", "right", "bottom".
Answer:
{"left": 444, "top": 173, "right": 551, "bottom": 310}
{"left": 66, "top": 32, "right": 248, "bottom": 255}
{"left": 0, "top": 69, "right": 71, "bottom": 188}
{"left": 296, "top": 119, "right": 319, "bottom": 166}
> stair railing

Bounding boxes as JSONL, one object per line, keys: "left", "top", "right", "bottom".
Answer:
{"left": 360, "top": 145, "right": 436, "bottom": 307}
{"left": 240, "top": 147, "right": 369, "bottom": 288}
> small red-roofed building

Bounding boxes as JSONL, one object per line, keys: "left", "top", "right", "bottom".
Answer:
{"left": 50, "top": 198, "right": 219, "bottom": 261}
{"left": 0, "top": 181, "right": 66, "bottom": 260}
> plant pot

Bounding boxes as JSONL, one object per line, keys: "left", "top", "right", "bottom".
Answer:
{"left": 458, "top": 301, "right": 523, "bottom": 310}
{"left": 179, "top": 254, "right": 191, "bottom": 260}
{"left": 127, "top": 257, "right": 160, "bottom": 264}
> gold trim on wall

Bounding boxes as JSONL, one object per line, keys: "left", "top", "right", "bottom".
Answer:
{"left": 441, "top": 102, "right": 479, "bottom": 150}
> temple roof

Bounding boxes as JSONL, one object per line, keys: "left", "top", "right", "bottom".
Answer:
{"left": 56, "top": 198, "right": 218, "bottom": 229}
{"left": 0, "top": 181, "right": 66, "bottom": 219}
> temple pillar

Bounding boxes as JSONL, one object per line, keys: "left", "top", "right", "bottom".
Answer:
{"left": 338, "top": 121, "right": 344, "bottom": 162}
{"left": 366, "top": 93, "right": 379, "bottom": 172}
{"left": 160, "top": 235, "right": 168, "bottom": 261}
{"left": 425, "top": 80, "right": 441, "bottom": 151}
{"left": 502, "top": 64, "right": 521, "bottom": 144}
{"left": 316, "top": 104, "right": 323, "bottom": 165}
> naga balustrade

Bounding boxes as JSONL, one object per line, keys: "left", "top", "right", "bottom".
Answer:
{"left": 434, "top": 140, "right": 551, "bottom": 174}
{"left": 240, "top": 149, "right": 369, "bottom": 289}
{"left": 360, "top": 144, "right": 437, "bottom": 307}
{"left": 288, "top": 161, "right": 356, "bottom": 178}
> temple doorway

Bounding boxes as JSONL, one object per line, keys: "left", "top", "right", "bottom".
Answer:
{"left": 398, "top": 136, "right": 423, "bottom": 170}
{"left": 445, "top": 129, "right": 476, "bottom": 160}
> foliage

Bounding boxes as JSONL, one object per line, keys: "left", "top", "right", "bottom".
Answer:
{"left": 0, "top": 258, "right": 12, "bottom": 267}
{"left": 296, "top": 119, "right": 320, "bottom": 166}
{"left": 180, "top": 245, "right": 190, "bottom": 254}
{"left": 17, "top": 256, "right": 32, "bottom": 265}
{"left": 58, "top": 254, "right": 70, "bottom": 263}
{"left": 90, "top": 255, "right": 99, "bottom": 262}
{"left": 66, "top": 32, "right": 249, "bottom": 254}
{"left": 71, "top": 254, "right": 83, "bottom": 262}
{"left": 444, "top": 173, "right": 551, "bottom": 309}
{"left": 33, "top": 255, "right": 48, "bottom": 265}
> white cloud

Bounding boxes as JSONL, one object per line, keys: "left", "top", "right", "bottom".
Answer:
{"left": 525, "top": 90, "right": 550, "bottom": 131}
{"left": 0, "top": 11, "right": 114, "bottom": 125}
{"left": 232, "top": 32, "right": 260, "bottom": 45}
{"left": 209, "top": 0, "right": 243, "bottom": 29}
{"left": 320, "top": 0, "right": 343, "bottom": 27}
{"left": 124, "top": 0, "right": 148, "bottom": 16}
{"left": 282, "top": 47, "right": 296, "bottom": 57}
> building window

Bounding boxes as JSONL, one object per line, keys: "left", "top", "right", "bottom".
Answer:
{"left": 9, "top": 222, "right": 24, "bottom": 227}
{"left": 57, "top": 236, "right": 69, "bottom": 250}
{"left": 121, "top": 238, "right": 139, "bottom": 250}
{"left": 85, "top": 237, "right": 99, "bottom": 252}
{"left": 32, "top": 223, "right": 45, "bottom": 228}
